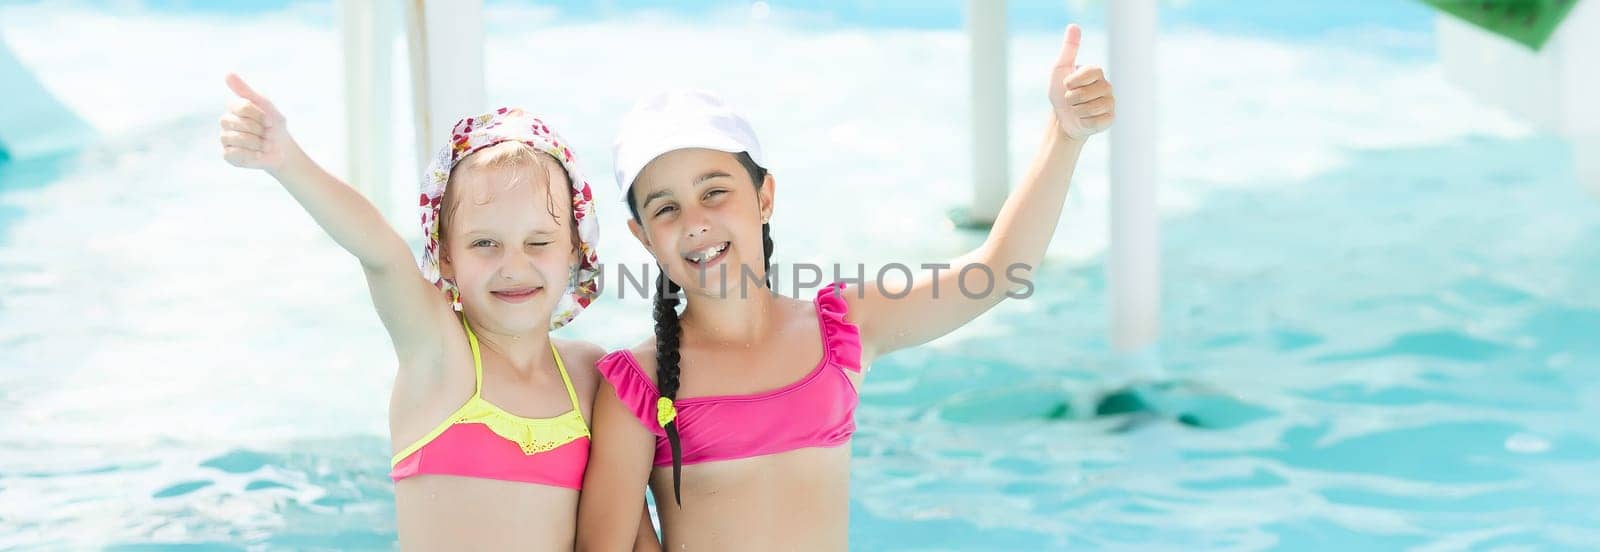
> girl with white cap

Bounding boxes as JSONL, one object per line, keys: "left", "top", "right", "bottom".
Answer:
{"left": 218, "top": 75, "right": 658, "bottom": 550}
{"left": 579, "top": 24, "right": 1114, "bottom": 550}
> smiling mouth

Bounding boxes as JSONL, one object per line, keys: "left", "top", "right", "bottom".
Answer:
{"left": 490, "top": 287, "right": 543, "bottom": 303}
{"left": 683, "top": 241, "right": 730, "bottom": 268}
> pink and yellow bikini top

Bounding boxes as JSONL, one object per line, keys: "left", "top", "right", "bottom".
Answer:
{"left": 596, "top": 282, "right": 863, "bottom": 467}
{"left": 390, "top": 319, "right": 590, "bottom": 489}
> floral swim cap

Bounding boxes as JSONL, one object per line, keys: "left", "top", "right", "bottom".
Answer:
{"left": 418, "top": 107, "right": 600, "bottom": 330}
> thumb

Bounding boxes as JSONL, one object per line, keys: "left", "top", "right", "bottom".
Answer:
{"left": 1055, "top": 24, "right": 1081, "bottom": 72}
{"left": 225, "top": 73, "right": 275, "bottom": 111}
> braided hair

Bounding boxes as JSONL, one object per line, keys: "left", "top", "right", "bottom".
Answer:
{"left": 626, "top": 152, "right": 770, "bottom": 505}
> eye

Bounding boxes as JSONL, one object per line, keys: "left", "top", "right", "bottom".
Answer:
{"left": 529, "top": 241, "right": 553, "bottom": 247}
{"left": 704, "top": 189, "right": 728, "bottom": 201}
{"left": 471, "top": 239, "right": 496, "bottom": 248}
{"left": 653, "top": 204, "right": 678, "bottom": 218}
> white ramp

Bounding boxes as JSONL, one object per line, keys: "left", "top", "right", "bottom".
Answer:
{"left": 0, "top": 31, "right": 93, "bottom": 161}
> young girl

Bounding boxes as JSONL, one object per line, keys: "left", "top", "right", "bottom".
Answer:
{"left": 217, "top": 74, "right": 657, "bottom": 550}
{"left": 576, "top": 24, "right": 1113, "bottom": 549}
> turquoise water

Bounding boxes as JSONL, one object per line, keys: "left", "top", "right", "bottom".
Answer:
{"left": 3, "top": 1, "right": 1599, "bottom": 550}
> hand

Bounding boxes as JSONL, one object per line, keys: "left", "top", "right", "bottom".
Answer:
{"left": 1048, "top": 24, "right": 1115, "bottom": 140}
{"left": 219, "top": 73, "right": 297, "bottom": 174}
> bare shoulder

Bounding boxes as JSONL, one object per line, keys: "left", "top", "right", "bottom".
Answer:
{"left": 551, "top": 337, "right": 663, "bottom": 390}
{"left": 554, "top": 338, "right": 606, "bottom": 381}
{"left": 553, "top": 338, "right": 606, "bottom": 416}
{"left": 788, "top": 291, "right": 821, "bottom": 315}
{"left": 554, "top": 337, "right": 605, "bottom": 362}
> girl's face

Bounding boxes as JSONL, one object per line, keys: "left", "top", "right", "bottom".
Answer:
{"left": 628, "top": 148, "right": 774, "bottom": 299}
{"left": 440, "top": 160, "right": 578, "bottom": 334}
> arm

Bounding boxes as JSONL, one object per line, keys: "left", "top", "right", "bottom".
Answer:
{"left": 846, "top": 24, "right": 1116, "bottom": 362}
{"left": 633, "top": 506, "right": 661, "bottom": 552}
{"left": 577, "top": 382, "right": 661, "bottom": 551}
{"left": 559, "top": 343, "right": 662, "bottom": 551}
{"left": 219, "top": 73, "right": 452, "bottom": 364}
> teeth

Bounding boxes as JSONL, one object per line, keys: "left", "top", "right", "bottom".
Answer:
{"left": 686, "top": 242, "right": 728, "bottom": 264}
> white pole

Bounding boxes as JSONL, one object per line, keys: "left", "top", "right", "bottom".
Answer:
{"left": 961, "top": 0, "right": 1008, "bottom": 228}
{"left": 1557, "top": 0, "right": 1600, "bottom": 199}
{"left": 1109, "top": 0, "right": 1160, "bottom": 352}
{"left": 403, "top": 0, "right": 486, "bottom": 175}
{"left": 338, "top": 0, "right": 395, "bottom": 221}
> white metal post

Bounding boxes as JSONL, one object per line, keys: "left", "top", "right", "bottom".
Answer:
{"left": 959, "top": 0, "right": 1009, "bottom": 229}
{"left": 339, "top": 0, "right": 396, "bottom": 219}
{"left": 403, "top": 0, "right": 486, "bottom": 174}
{"left": 1109, "top": 0, "right": 1160, "bottom": 352}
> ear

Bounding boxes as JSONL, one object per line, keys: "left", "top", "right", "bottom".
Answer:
{"left": 758, "top": 172, "right": 776, "bottom": 223}
{"left": 439, "top": 247, "right": 455, "bottom": 281}
{"left": 627, "top": 217, "right": 651, "bottom": 249}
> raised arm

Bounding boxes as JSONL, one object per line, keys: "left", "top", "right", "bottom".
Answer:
{"left": 846, "top": 24, "right": 1115, "bottom": 363}
{"left": 219, "top": 73, "right": 452, "bottom": 364}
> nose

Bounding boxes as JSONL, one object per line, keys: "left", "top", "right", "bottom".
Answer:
{"left": 499, "top": 247, "right": 537, "bottom": 281}
{"left": 682, "top": 209, "right": 711, "bottom": 240}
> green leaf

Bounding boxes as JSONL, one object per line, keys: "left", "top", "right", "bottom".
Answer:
{"left": 1423, "top": 0, "right": 1583, "bottom": 51}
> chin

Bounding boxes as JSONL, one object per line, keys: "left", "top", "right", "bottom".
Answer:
{"left": 680, "top": 262, "right": 764, "bottom": 299}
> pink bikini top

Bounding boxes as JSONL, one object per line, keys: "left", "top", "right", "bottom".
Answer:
{"left": 390, "top": 319, "right": 590, "bottom": 489}
{"left": 596, "top": 282, "right": 862, "bottom": 467}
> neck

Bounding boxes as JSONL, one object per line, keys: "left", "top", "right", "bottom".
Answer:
{"left": 464, "top": 316, "right": 553, "bottom": 377}
{"left": 679, "top": 284, "right": 779, "bottom": 346}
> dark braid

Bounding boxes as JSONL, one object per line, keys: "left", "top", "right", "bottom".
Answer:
{"left": 762, "top": 222, "right": 774, "bottom": 286}
{"left": 652, "top": 269, "right": 685, "bottom": 505}
{"left": 629, "top": 151, "right": 770, "bottom": 507}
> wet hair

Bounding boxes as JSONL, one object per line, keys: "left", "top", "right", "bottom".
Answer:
{"left": 625, "top": 151, "right": 770, "bottom": 505}
{"left": 439, "top": 142, "right": 578, "bottom": 252}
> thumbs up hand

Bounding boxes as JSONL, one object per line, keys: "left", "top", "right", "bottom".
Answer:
{"left": 219, "top": 73, "right": 300, "bottom": 174}
{"left": 1049, "top": 24, "right": 1115, "bottom": 141}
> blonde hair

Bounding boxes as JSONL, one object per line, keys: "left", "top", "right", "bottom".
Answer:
{"left": 438, "top": 142, "right": 574, "bottom": 248}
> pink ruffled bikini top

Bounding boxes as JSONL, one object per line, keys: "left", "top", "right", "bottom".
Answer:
{"left": 596, "top": 282, "right": 863, "bottom": 467}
